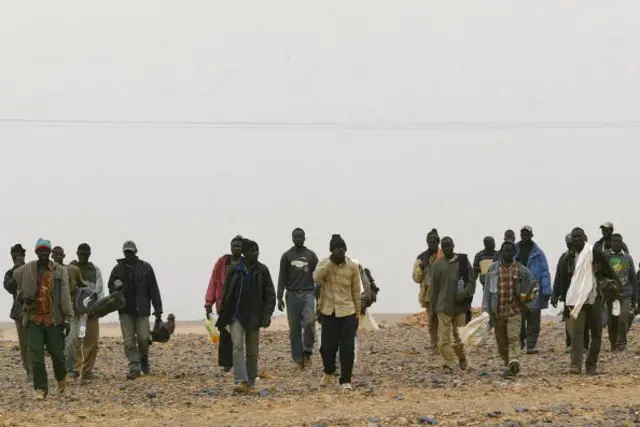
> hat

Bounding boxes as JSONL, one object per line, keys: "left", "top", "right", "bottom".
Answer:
{"left": 565, "top": 233, "right": 572, "bottom": 244}
{"left": 329, "top": 234, "right": 347, "bottom": 252}
{"left": 600, "top": 222, "right": 614, "bottom": 229}
{"left": 521, "top": 225, "right": 533, "bottom": 233}
{"left": 10, "top": 244, "right": 26, "bottom": 256}
{"left": 35, "top": 238, "right": 52, "bottom": 251}
{"left": 122, "top": 241, "right": 137, "bottom": 252}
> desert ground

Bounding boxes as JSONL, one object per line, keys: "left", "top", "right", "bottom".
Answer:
{"left": 1, "top": 313, "right": 640, "bottom": 426}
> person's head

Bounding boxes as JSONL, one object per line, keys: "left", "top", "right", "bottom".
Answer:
{"left": 501, "top": 241, "right": 516, "bottom": 263}
{"left": 52, "top": 246, "right": 65, "bottom": 265}
{"left": 441, "top": 237, "right": 455, "bottom": 259}
{"left": 600, "top": 222, "right": 614, "bottom": 239}
{"left": 504, "top": 229, "right": 516, "bottom": 243}
{"left": 10, "top": 244, "right": 26, "bottom": 267}
{"left": 34, "top": 238, "right": 52, "bottom": 265}
{"left": 426, "top": 229, "right": 440, "bottom": 252}
{"left": 565, "top": 233, "right": 572, "bottom": 251}
{"left": 242, "top": 239, "right": 259, "bottom": 263}
{"left": 230, "top": 235, "right": 243, "bottom": 257}
{"left": 571, "top": 227, "right": 586, "bottom": 252}
{"left": 520, "top": 226, "right": 533, "bottom": 243}
{"left": 292, "top": 228, "right": 305, "bottom": 248}
{"left": 76, "top": 243, "right": 91, "bottom": 265}
{"left": 329, "top": 234, "right": 347, "bottom": 262}
{"left": 611, "top": 233, "right": 624, "bottom": 253}
{"left": 483, "top": 236, "right": 495, "bottom": 251}
{"left": 122, "top": 240, "right": 138, "bottom": 262}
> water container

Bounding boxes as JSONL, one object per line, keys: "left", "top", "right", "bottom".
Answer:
{"left": 612, "top": 300, "right": 621, "bottom": 317}
{"left": 78, "top": 316, "right": 87, "bottom": 339}
{"left": 457, "top": 278, "right": 466, "bottom": 294}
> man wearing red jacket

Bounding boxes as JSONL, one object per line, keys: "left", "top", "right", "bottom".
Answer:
{"left": 205, "top": 235, "right": 243, "bottom": 372}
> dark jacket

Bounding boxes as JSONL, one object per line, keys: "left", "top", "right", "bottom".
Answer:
{"left": 594, "top": 237, "right": 629, "bottom": 255}
{"left": 608, "top": 251, "right": 637, "bottom": 302}
{"left": 108, "top": 258, "right": 162, "bottom": 317}
{"left": 217, "top": 261, "right": 276, "bottom": 331}
{"left": 4, "top": 267, "right": 21, "bottom": 320}
{"left": 431, "top": 254, "right": 476, "bottom": 316}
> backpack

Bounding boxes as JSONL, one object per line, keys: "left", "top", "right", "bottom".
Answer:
{"left": 75, "top": 287, "right": 100, "bottom": 315}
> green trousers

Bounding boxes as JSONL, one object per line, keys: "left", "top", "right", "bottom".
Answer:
{"left": 27, "top": 322, "right": 66, "bottom": 393}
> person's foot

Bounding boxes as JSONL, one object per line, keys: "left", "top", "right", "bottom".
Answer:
{"left": 340, "top": 383, "right": 353, "bottom": 392}
{"left": 222, "top": 366, "right": 232, "bottom": 373}
{"left": 57, "top": 379, "right": 66, "bottom": 395}
{"left": 126, "top": 370, "right": 141, "bottom": 380}
{"left": 140, "top": 356, "right": 150, "bottom": 375}
{"left": 526, "top": 349, "right": 539, "bottom": 355}
{"left": 34, "top": 389, "right": 47, "bottom": 401}
{"left": 233, "top": 382, "right": 251, "bottom": 394}
{"left": 295, "top": 361, "right": 305, "bottom": 370}
{"left": 320, "top": 373, "right": 335, "bottom": 387}
{"left": 586, "top": 366, "right": 598, "bottom": 376}
{"left": 569, "top": 366, "right": 582, "bottom": 375}
{"left": 459, "top": 358, "right": 468, "bottom": 371}
{"left": 67, "top": 371, "right": 79, "bottom": 380}
{"left": 508, "top": 360, "right": 520, "bottom": 377}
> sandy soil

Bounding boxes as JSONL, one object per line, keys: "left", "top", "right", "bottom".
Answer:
{"left": 1, "top": 315, "right": 639, "bottom": 426}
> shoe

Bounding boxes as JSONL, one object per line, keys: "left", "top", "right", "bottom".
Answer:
{"left": 34, "top": 390, "right": 47, "bottom": 401}
{"left": 303, "top": 352, "right": 312, "bottom": 368}
{"left": 508, "top": 361, "right": 520, "bottom": 377}
{"left": 569, "top": 366, "right": 582, "bottom": 375}
{"left": 295, "top": 361, "right": 305, "bottom": 370}
{"left": 140, "top": 356, "right": 150, "bottom": 375}
{"left": 57, "top": 379, "right": 66, "bottom": 395}
{"left": 233, "top": 382, "right": 250, "bottom": 394}
{"left": 459, "top": 359, "right": 468, "bottom": 371}
{"left": 526, "top": 349, "right": 539, "bottom": 355}
{"left": 320, "top": 373, "right": 335, "bottom": 387}
{"left": 126, "top": 371, "right": 141, "bottom": 380}
{"left": 586, "top": 367, "right": 598, "bottom": 376}
{"left": 340, "top": 383, "right": 353, "bottom": 392}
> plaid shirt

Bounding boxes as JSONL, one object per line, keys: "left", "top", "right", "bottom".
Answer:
{"left": 33, "top": 266, "right": 54, "bottom": 326}
{"left": 497, "top": 262, "right": 519, "bottom": 318}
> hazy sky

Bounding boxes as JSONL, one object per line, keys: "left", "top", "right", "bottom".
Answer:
{"left": 1, "top": 2, "right": 639, "bottom": 321}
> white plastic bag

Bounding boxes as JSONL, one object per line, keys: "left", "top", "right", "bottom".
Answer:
{"left": 459, "top": 312, "right": 491, "bottom": 349}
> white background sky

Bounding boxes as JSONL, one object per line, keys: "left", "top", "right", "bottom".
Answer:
{"left": 1, "top": 1, "right": 639, "bottom": 321}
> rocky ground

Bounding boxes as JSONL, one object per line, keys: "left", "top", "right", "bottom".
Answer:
{"left": 1, "top": 318, "right": 640, "bottom": 426}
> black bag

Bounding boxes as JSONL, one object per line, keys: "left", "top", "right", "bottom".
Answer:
{"left": 89, "top": 291, "right": 126, "bottom": 318}
{"left": 151, "top": 318, "right": 171, "bottom": 343}
{"left": 75, "top": 287, "right": 99, "bottom": 315}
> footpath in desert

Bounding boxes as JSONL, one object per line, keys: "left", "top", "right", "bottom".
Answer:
{"left": 1, "top": 313, "right": 640, "bottom": 427}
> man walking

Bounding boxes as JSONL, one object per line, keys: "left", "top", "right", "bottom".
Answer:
{"left": 563, "top": 227, "right": 620, "bottom": 375}
{"left": 205, "top": 235, "right": 244, "bottom": 372}
{"left": 431, "top": 237, "right": 476, "bottom": 373}
{"left": 70, "top": 243, "right": 104, "bottom": 381}
{"left": 3, "top": 244, "right": 30, "bottom": 378}
{"left": 412, "top": 229, "right": 442, "bottom": 352}
{"left": 314, "top": 234, "right": 360, "bottom": 391}
{"left": 216, "top": 239, "right": 276, "bottom": 394}
{"left": 108, "top": 241, "right": 163, "bottom": 380}
{"left": 277, "top": 228, "right": 318, "bottom": 369}
{"left": 13, "top": 239, "right": 72, "bottom": 399}
{"left": 595, "top": 222, "right": 629, "bottom": 256}
{"left": 474, "top": 236, "right": 497, "bottom": 290}
{"left": 494, "top": 230, "right": 517, "bottom": 262}
{"left": 483, "top": 241, "right": 537, "bottom": 377}
{"left": 606, "top": 234, "right": 636, "bottom": 351}
{"left": 515, "top": 226, "right": 551, "bottom": 354}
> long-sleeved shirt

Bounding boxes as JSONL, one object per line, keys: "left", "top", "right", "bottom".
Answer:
{"left": 277, "top": 247, "right": 318, "bottom": 299}
{"left": 313, "top": 258, "right": 361, "bottom": 317}
{"left": 473, "top": 249, "right": 497, "bottom": 288}
{"left": 608, "top": 251, "right": 637, "bottom": 302}
{"left": 431, "top": 254, "right": 476, "bottom": 316}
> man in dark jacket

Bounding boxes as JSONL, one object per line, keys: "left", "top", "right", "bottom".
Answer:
{"left": 108, "top": 241, "right": 163, "bottom": 380}
{"left": 217, "top": 239, "right": 276, "bottom": 394}
{"left": 606, "top": 233, "right": 636, "bottom": 351}
{"left": 430, "top": 237, "right": 476, "bottom": 373}
{"left": 3, "top": 244, "right": 29, "bottom": 378}
{"left": 595, "top": 222, "right": 629, "bottom": 255}
{"left": 277, "top": 228, "right": 319, "bottom": 369}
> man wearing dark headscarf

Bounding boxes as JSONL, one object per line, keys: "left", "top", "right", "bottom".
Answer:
{"left": 314, "top": 234, "right": 361, "bottom": 391}
{"left": 205, "top": 235, "right": 244, "bottom": 372}
{"left": 3, "top": 244, "right": 30, "bottom": 378}
{"left": 412, "top": 229, "right": 442, "bottom": 352}
{"left": 217, "top": 239, "right": 276, "bottom": 394}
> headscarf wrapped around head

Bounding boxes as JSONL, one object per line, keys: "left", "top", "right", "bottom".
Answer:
{"left": 329, "top": 234, "right": 347, "bottom": 252}
{"left": 426, "top": 228, "right": 440, "bottom": 243}
{"left": 35, "top": 238, "right": 52, "bottom": 251}
{"left": 10, "top": 244, "right": 26, "bottom": 256}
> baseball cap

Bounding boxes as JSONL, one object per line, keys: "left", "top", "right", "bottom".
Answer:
{"left": 521, "top": 225, "right": 533, "bottom": 233}
{"left": 600, "top": 222, "right": 614, "bottom": 229}
{"left": 122, "top": 240, "right": 138, "bottom": 252}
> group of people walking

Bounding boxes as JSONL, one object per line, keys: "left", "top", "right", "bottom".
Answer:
{"left": 413, "top": 223, "right": 636, "bottom": 378}
{"left": 3, "top": 239, "right": 164, "bottom": 399}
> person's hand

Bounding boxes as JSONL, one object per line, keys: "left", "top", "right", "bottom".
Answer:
{"left": 277, "top": 298, "right": 285, "bottom": 312}
{"left": 205, "top": 305, "right": 213, "bottom": 318}
{"left": 262, "top": 315, "right": 272, "bottom": 328}
{"left": 153, "top": 312, "right": 163, "bottom": 321}
{"left": 550, "top": 296, "right": 559, "bottom": 308}
{"left": 63, "top": 322, "right": 71, "bottom": 337}
{"left": 543, "top": 294, "right": 551, "bottom": 303}
{"left": 355, "top": 316, "right": 359, "bottom": 330}
{"left": 330, "top": 248, "right": 346, "bottom": 265}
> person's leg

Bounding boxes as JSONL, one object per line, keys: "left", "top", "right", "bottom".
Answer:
{"left": 494, "top": 316, "right": 509, "bottom": 365}
{"left": 230, "top": 319, "right": 248, "bottom": 384}
{"left": 319, "top": 315, "right": 340, "bottom": 376}
{"left": 519, "top": 310, "right": 527, "bottom": 350}
{"left": 15, "top": 319, "right": 30, "bottom": 376}
{"left": 526, "top": 309, "right": 541, "bottom": 351}
{"left": 218, "top": 327, "right": 233, "bottom": 369}
{"left": 507, "top": 315, "right": 522, "bottom": 374}
{"left": 564, "top": 308, "right": 572, "bottom": 349}
{"left": 426, "top": 305, "right": 438, "bottom": 353}
{"left": 605, "top": 301, "right": 617, "bottom": 350}
{"left": 586, "top": 298, "right": 603, "bottom": 373}
{"left": 568, "top": 306, "right": 587, "bottom": 372}
{"left": 45, "top": 325, "right": 68, "bottom": 385}
{"left": 452, "top": 313, "right": 467, "bottom": 369}
{"left": 301, "top": 292, "right": 316, "bottom": 361}
{"left": 135, "top": 317, "right": 151, "bottom": 373}
{"left": 245, "top": 328, "right": 260, "bottom": 386}
{"left": 337, "top": 314, "right": 357, "bottom": 385}
{"left": 437, "top": 313, "right": 456, "bottom": 369}
{"left": 286, "top": 292, "right": 304, "bottom": 364}
{"left": 118, "top": 313, "right": 140, "bottom": 374}
{"left": 65, "top": 315, "right": 80, "bottom": 374}
{"left": 584, "top": 314, "right": 590, "bottom": 350}
{"left": 26, "top": 322, "right": 47, "bottom": 394}
{"left": 82, "top": 316, "right": 100, "bottom": 375}
{"left": 616, "top": 298, "right": 631, "bottom": 349}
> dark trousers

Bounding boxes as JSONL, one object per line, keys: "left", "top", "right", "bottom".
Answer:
{"left": 565, "top": 306, "right": 589, "bottom": 350}
{"left": 320, "top": 314, "right": 357, "bottom": 385}
{"left": 27, "top": 322, "right": 66, "bottom": 393}
{"left": 519, "top": 308, "right": 541, "bottom": 350}
{"left": 218, "top": 327, "right": 233, "bottom": 368}
{"left": 606, "top": 297, "right": 631, "bottom": 350}
{"left": 568, "top": 297, "right": 603, "bottom": 371}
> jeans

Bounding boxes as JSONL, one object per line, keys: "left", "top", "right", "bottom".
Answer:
{"left": 230, "top": 319, "right": 260, "bottom": 385}
{"left": 285, "top": 291, "right": 316, "bottom": 363}
{"left": 27, "top": 322, "right": 66, "bottom": 393}
{"left": 319, "top": 313, "right": 357, "bottom": 384}
{"left": 520, "top": 308, "right": 541, "bottom": 350}
{"left": 65, "top": 315, "right": 81, "bottom": 372}
{"left": 568, "top": 297, "right": 603, "bottom": 371}
{"left": 119, "top": 314, "right": 150, "bottom": 373}
{"left": 14, "top": 319, "right": 30, "bottom": 376}
{"left": 218, "top": 326, "right": 233, "bottom": 368}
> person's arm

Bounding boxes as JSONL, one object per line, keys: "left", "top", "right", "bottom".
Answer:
{"left": 3, "top": 270, "right": 16, "bottom": 295}
{"left": 538, "top": 253, "right": 552, "bottom": 297}
{"left": 473, "top": 252, "right": 481, "bottom": 278}
{"left": 412, "top": 259, "right": 424, "bottom": 284}
{"left": 360, "top": 264, "right": 372, "bottom": 301}
{"left": 629, "top": 256, "right": 637, "bottom": 304}
{"left": 262, "top": 267, "right": 277, "bottom": 317}
{"left": 59, "top": 266, "right": 73, "bottom": 320}
{"left": 205, "top": 263, "right": 218, "bottom": 308}
{"left": 465, "top": 259, "right": 477, "bottom": 299}
{"left": 351, "top": 263, "right": 362, "bottom": 316}
{"left": 552, "top": 254, "right": 565, "bottom": 302}
{"left": 309, "top": 251, "right": 319, "bottom": 274}
{"left": 147, "top": 265, "right": 163, "bottom": 318}
{"left": 107, "top": 265, "right": 118, "bottom": 294}
{"left": 481, "top": 266, "right": 491, "bottom": 313}
{"left": 94, "top": 267, "right": 105, "bottom": 299}
{"left": 313, "top": 258, "right": 332, "bottom": 283}
{"left": 430, "top": 264, "right": 440, "bottom": 314}
{"left": 277, "top": 252, "right": 288, "bottom": 300}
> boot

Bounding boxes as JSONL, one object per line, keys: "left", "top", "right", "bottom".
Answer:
{"left": 454, "top": 344, "right": 468, "bottom": 370}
